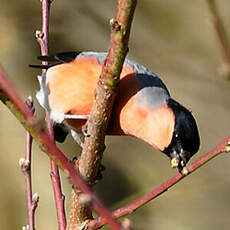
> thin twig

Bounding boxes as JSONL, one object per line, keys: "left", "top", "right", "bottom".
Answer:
{"left": 67, "top": 0, "right": 137, "bottom": 229}
{"left": 0, "top": 66, "right": 123, "bottom": 230}
{"left": 207, "top": 0, "right": 230, "bottom": 78}
{"left": 36, "top": 0, "right": 67, "bottom": 229}
{"left": 36, "top": 0, "right": 50, "bottom": 59}
{"left": 25, "top": 133, "right": 35, "bottom": 230}
{"left": 88, "top": 135, "right": 230, "bottom": 229}
{"left": 19, "top": 97, "right": 38, "bottom": 230}
{"left": 48, "top": 112, "right": 67, "bottom": 230}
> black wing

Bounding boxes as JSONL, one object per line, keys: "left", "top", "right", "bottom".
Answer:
{"left": 37, "top": 51, "right": 81, "bottom": 63}
{"left": 29, "top": 51, "right": 81, "bottom": 69}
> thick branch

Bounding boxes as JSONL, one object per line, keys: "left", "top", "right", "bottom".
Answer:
{"left": 67, "top": 0, "right": 137, "bottom": 228}
{"left": 80, "top": 0, "right": 137, "bottom": 184}
{"left": 0, "top": 66, "right": 123, "bottom": 230}
{"left": 89, "top": 135, "right": 230, "bottom": 229}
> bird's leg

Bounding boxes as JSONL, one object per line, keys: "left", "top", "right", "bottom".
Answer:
{"left": 66, "top": 113, "right": 106, "bottom": 183}
{"left": 63, "top": 114, "right": 90, "bottom": 146}
{"left": 71, "top": 129, "right": 85, "bottom": 148}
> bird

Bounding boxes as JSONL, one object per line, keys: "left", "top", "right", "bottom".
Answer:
{"left": 30, "top": 51, "right": 200, "bottom": 170}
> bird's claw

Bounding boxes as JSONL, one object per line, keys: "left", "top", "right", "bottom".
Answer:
{"left": 82, "top": 124, "right": 90, "bottom": 137}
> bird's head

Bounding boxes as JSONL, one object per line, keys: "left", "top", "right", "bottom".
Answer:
{"left": 163, "top": 99, "right": 200, "bottom": 171}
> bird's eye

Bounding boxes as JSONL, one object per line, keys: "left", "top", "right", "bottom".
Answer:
{"left": 175, "top": 133, "right": 179, "bottom": 139}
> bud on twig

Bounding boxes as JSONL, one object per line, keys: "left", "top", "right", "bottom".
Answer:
{"left": 122, "top": 218, "right": 132, "bottom": 230}
{"left": 35, "top": 30, "right": 44, "bottom": 39}
{"left": 32, "top": 193, "right": 39, "bottom": 205}
{"left": 226, "top": 142, "right": 230, "bottom": 152}
{"left": 19, "top": 158, "right": 30, "bottom": 172}
{"left": 22, "top": 225, "right": 29, "bottom": 230}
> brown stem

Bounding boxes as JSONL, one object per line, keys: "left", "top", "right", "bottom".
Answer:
{"left": 67, "top": 0, "right": 137, "bottom": 229}
{"left": 80, "top": 0, "right": 137, "bottom": 184}
{"left": 207, "top": 0, "right": 230, "bottom": 74}
{"left": 88, "top": 135, "right": 230, "bottom": 229}
{"left": 0, "top": 66, "right": 123, "bottom": 230}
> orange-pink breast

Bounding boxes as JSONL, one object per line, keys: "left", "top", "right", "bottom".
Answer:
{"left": 119, "top": 102, "right": 175, "bottom": 151}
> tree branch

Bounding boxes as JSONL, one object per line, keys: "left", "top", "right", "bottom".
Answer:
{"left": 36, "top": 0, "right": 50, "bottom": 58}
{"left": 19, "top": 98, "right": 38, "bottom": 230}
{"left": 207, "top": 0, "right": 230, "bottom": 78}
{"left": 67, "top": 0, "right": 137, "bottom": 228}
{"left": 79, "top": 0, "right": 137, "bottom": 183}
{"left": 36, "top": 0, "right": 67, "bottom": 229}
{"left": 0, "top": 66, "right": 123, "bottom": 230}
{"left": 88, "top": 135, "right": 230, "bottom": 229}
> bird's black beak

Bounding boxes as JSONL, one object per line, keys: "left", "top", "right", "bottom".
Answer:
{"left": 170, "top": 149, "right": 191, "bottom": 172}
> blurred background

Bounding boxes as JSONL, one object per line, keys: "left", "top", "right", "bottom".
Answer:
{"left": 1, "top": 0, "right": 230, "bottom": 229}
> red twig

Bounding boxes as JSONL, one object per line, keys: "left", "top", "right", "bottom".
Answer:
{"left": 46, "top": 109, "right": 66, "bottom": 230}
{"left": 36, "top": 0, "right": 50, "bottom": 59}
{"left": 25, "top": 133, "right": 35, "bottom": 230}
{"left": 88, "top": 135, "right": 230, "bottom": 229}
{"left": 36, "top": 0, "right": 67, "bottom": 229}
{"left": 0, "top": 68, "right": 33, "bottom": 120}
{"left": 47, "top": 111, "right": 67, "bottom": 230}
{"left": 207, "top": 0, "right": 230, "bottom": 77}
{"left": 0, "top": 66, "right": 123, "bottom": 230}
{"left": 19, "top": 97, "right": 38, "bottom": 230}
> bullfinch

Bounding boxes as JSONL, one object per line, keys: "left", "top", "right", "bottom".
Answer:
{"left": 30, "top": 51, "right": 200, "bottom": 170}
